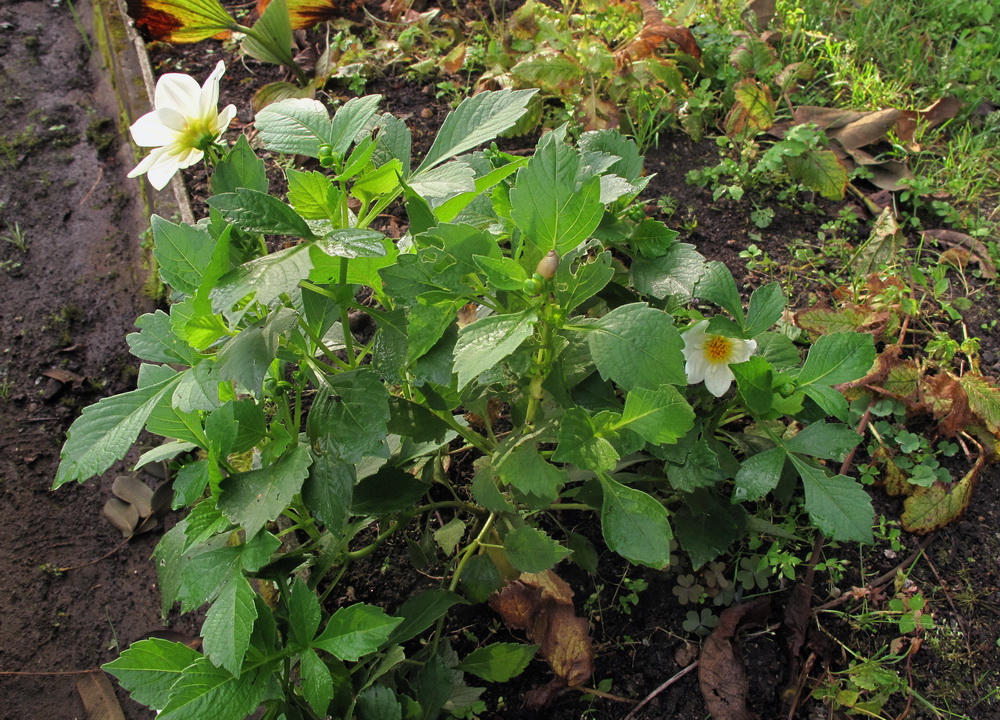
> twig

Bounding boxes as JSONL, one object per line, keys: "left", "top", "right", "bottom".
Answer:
{"left": 578, "top": 685, "right": 638, "bottom": 703}
{"left": 78, "top": 166, "right": 103, "bottom": 207}
{"left": 622, "top": 660, "right": 699, "bottom": 720}
{"left": 57, "top": 536, "right": 132, "bottom": 572}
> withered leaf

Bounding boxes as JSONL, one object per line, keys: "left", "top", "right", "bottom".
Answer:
{"left": 43, "top": 368, "right": 86, "bottom": 387}
{"left": 124, "top": 0, "right": 236, "bottom": 43}
{"left": 699, "top": 597, "right": 770, "bottom": 720}
{"left": 103, "top": 497, "right": 139, "bottom": 538}
{"left": 112, "top": 475, "right": 155, "bottom": 519}
{"left": 614, "top": 0, "right": 701, "bottom": 67}
{"left": 77, "top": 670, "right": 126, "bottom": 720}
{"left": 902, "top": 451, "right": 983, "bottom": 533}
{"left": 922, "top": 229, "right": 997, "bottom": 279}
{"left": 489, "top": 570, "right": 595, "bottom": 691}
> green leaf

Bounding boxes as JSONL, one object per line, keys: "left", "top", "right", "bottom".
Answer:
{"left": 579, "top": 128, "right": 644, "bottom": 182}
{"left": 154, "top": 523, "right": 188, "bottom": 616}
{"left": 510, "top": 50, "right": 585, "bottom": 92}
{"left": 55, "top": 368, "right": 182, "bottom": 487}
{"left": 458, "top": 643, "right": 538, "bottom": 683}
{"left": 504, "top": 526, "right": 571, "bottom": 573}
{"left": 302, "top": 453, "right": 354, "bottom": 533}
{"left": 287, "top": 169, "right": 340, "bottom": 219}
{"left": 201, "top": 572, "right": 258, "bottom": 676}
{"left": 357, "top": 685, "right": 403, "bottom": 720}
{"left": 329, "top": 95, "right": 383, "bottom": 156}
{"left": 454, "top": 311, "right": 537, "bottom": 390}
{"left": 731, "top": 356, "right": 775, "bottom": 415}
{"left": 256, "top": 98, "right": 333, "bottom": 157}
{"left": 473, "top": 254, "right": 527, "bottom": 291}
{"left": 785, "top": 148, "right": 848, "bottom": 201}
{"left": 157, "top": 656, "right": 269, "bottom": 720}
{"left": 218, "top": 444, "right": 313, "bottom": 538}
{"left": 351, "top": 465, "right": 427, "bottom": 515}
{"left": 103, "top": 638, "right": 203, "bottom": 711}
{"left": 598, "top": 474, "right": 672, "bottom": 569}
{"left": 212, "top": 135, "right": 268, "bottom": 194}
{"left": 801, "top": 384, "right": 849, "bottom": 422}
{"left": 695, "top": 261, "right": 744, "bottom": 322}
{"left": 587, "top": 303, "right": 686, "bottom": 390}
{"left": 315, "top": 228, "right": 387, "bottom": 259}
{"left": 307, "top": 369, "right": 390, "bottom": 463}
{"left": 673, "top": 489, "right": 745, "bottom": 569}
{"left": 211, "top": 244, "right": 312, "bottom": 311}
{"left": 667, "top": 439, "right": 724, "bottom": 492}
{"left": 630, "top": 242, "right": 705, "bottom": 301}
{"left": 755, "top": 332, "right": 801, "bottom": 370}
{"left": 300, "top": 648, "right": 334, "bottom": 716}
{"left": 242, "top": 0, "right": 293, "bottom": 66}
{"left": 387, "top": 589, "right": 467, "bottom": 645}
{"left": 127, "top": 311, "right": 199, "bottom": 365}
{"left": 629, "top": 218, "right": 679, "bottom": 259}
{"left": 798, "top": 332, "right": 876, "bottom": 386}
{"left": 494, "top": 443, "right": 566, "bottom": 505}
{"left": 288, "top": 578, "right": 322, "bottom": 647}
{"left": 745, "top": 282, "right": 784, "bottom": 336}
{"left": 553, "top": 407, "right": 619, "bottom": 472}
{"left": 208, "top": 188, "right": 316, "bottom": 239}
{"left": 216, "top": 309, "right": 297, "bottom": 396}
{"left": 509, "top": 132, "right": 603, "bottom": 257}
{"left": 618, "top": 385, "right": 695, "bottom": 445}
{"left": 417, "top": 89, "right": 536, "bottom": 173}
{"left": 314, "top": 604, "right": 403, "bottom": 661}
{"left": 790, "top": 454, "right": 873, "bottom": 543}
{"left": 554, "top": 246, "right": 614, "bottom": 312}
{"left": 785, "top": 421, "right": 861, "bottom": 461}
{"left": 151, "top": 216, "right": 217, "bottom": 296}
{"left": 433, "top": 517, "right": 466, "bottom": 556}
{"left": 733, "top": 446, "right": 786, "bottom": 502}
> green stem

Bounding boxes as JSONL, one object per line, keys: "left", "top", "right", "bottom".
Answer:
{"left": 338, "top": 258, "right": 357, "bottom": 367}
{"left": 432, "top": 409, "right": 494, "bottom": 454}
{"left": 525, "top": 309, "right": 555, "bottom": 427}
{"left": 299, "top": 320, "right": 351, "bottom": 371}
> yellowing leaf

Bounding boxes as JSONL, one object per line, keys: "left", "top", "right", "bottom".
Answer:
{"left": 125, "top": 0, "right": 236, "bottom": 42}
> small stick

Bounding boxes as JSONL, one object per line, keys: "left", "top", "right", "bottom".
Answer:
{"left": 57, "top": 536, "right": 132, "bottom": 572}
{"left": 622, "top": 660, "right": 699, "bottom": 720}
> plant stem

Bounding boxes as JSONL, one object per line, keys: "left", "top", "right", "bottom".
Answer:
{"left": 525, "top": 306, "right": 555, "bottom": 426}
{"left": 338, "top": 258, "right": 357, "bottom": 367}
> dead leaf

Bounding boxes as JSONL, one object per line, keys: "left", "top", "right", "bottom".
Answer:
{"left": 490, "top": 570, "right": 595, "bottom": 691}
{"left": 578, "top": 95, "right": 619, "bottom": 131}
{"left": 902, "top": 448, "right": 983, "bottom": 533}
{"left": 112, "top": 475, "right": 154, "bottom": 519}
{"left": 614, "top": 0, "right": 701, "bottom": 67}
{"left": 743, "top": 0, "right": 776, "bottom": 31}
{"left": 922, "top": 229, "right": 997, "bottom": 279}
{"left": 77, "top": 670, "right": 125, "bottom": 720}
{"left": 782, "top": 584, "right": 812, "bottom": 698}
{"left": 829, "top": 109, "right": 904, "bottom": 150}
{"left": 103, "top": 498, "right": 139, "bottom": 538}
{"left": 43, "top": 368, "right": 86, "bottom": 387}
{"left": 699, "top": 597, "right": 770, "bottom": 720}
{"left": 440, "top": 43, "right": 466, "bottom": 74}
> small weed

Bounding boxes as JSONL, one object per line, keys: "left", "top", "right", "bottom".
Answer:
{"left": 1, "top": 222, "right": 28, "bottom": 252}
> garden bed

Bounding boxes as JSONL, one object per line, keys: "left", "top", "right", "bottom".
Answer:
{"left": 1, "top": 1, "right": 999, "bottom": 719}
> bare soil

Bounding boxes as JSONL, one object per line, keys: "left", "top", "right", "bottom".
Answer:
{"left": 1, "top": 1, "right": 998, "bottom": 719}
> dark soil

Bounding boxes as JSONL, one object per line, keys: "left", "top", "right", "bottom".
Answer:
{"left": 2, "top": 0, "right": 998, "bottom": 719}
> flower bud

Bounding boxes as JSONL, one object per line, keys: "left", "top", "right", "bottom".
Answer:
{"left": 535, "top": 249, "right": 559, "bottom": 279}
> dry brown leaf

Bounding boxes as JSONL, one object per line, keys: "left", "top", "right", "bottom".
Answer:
{"left": 578, "top": 95, "right": 619, "bottom": 131}
{"left": 699, "top": 597, "right": 770, "bottom": 720}
{"left": 829, "top": 109, "right": 904, "bottom": 150}
{"left": 490, "top": 570, "right": 595, "bottom": 690}
{"left": 614, "top": 0, "right": 701, "bottom": 67}
{"left": 921, "top": 229, "right": 997, "bottom": 279}
{"left": 43, "top": 368, "right": 86, "bottom": 387}
{"left": 77, "top": 670, "right": 125, "bottom": 720}
{"left": 743, "top": 0, "right": 776, "bottom": 31}
{"left": 103, "top": 497, "right": 139, "bottom": 538}
{"left": 112, "top": 475, "right": 155, "bottom": 519}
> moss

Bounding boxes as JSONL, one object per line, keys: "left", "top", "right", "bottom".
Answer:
{"left": 85, "top": 117, "right": 116, "bottom": 158}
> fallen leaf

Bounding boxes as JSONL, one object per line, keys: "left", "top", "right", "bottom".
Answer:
{"left": 112, "top": 475, "right": 155, "bottom": 519}
{"left": 77, "top": 670, "right": 125, "bottom": 720}
{"left": 490, "top": 570, "right": 595, "bottom": 691}
{"left": 922, "top": 229, "right": 997, "bottom": 279}
{"left": 699, "top": 597, "right": 770, "bottom": 720}
{"left": 43, "top": 368, "right": 86, "bottom": 387}
{"left": 614, "top": 0, "right": 701, "bottom": 67}
{"left": 743, "top": 0, "right": 776, "bottom": 31}
{"left": 902, "top": 449, "right": 983, "bottom": 533}
{"left": 103, "top": 497, "right": 139, "bottom": 538}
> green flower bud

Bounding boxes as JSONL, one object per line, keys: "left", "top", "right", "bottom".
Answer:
{"left": 522, "top": 277, "right": 541, "bottom": 294}
{"left": 318, "top": 144, "right": 334, "bottom": 158}
{"left": 319, "top": 154, "right": 335, "bottom": 168}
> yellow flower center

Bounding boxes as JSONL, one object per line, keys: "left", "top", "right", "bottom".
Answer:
{"left": 179, "top": 116, "right": 218, "bottom": 152}
{"left": 704, "top": 335, "right": 734, "bottom": 364}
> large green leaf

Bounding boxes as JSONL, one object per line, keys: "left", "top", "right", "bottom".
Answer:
{"left": 208, "top": 188, "right": 316, "bottom": 239}
{"left": 784, "top": 420, "right": 861, "bottom": 461}
{"left": 733, "top": 446, "right": 786, "bottom": 502}
{"left": 217, "top": 309, "right": 297, "bottom": 396}
{"left": 157, "top": 657, "right": 269, "bottom": 720}
{"left": 504, "top": 526, "right": 571, "bottom": 573}
{"left": 127, "top": 310, "right": 199, "bottom": 365}
{"left": 617, "top": 385, "right": 694, "bottom": 444}
{"left": 457, "top": 643, "right": 538, "bottom": 683}
{"left": 509, "top": 132, "right": 603, "bottom": 258}
{"left": 673, "top": 489, "right": 745, "bottom": 569}
{"left": 103, "top": 638, "right": 203, "bottom": 711}
{"left": 55, "top": 368, "right": 182, "bottom": 487}
{"left": 797, "top": 332, "right": 876, "bottom": 387}
{"left": 416, "top": 89, "right": 536, "bottom": 172}
{"left": 212, "top": 135, "right": 268, "bottom": 194}
{"left": 552, "top": 407, "right": 619, "bottom": 472}
{"left": 306, "top": 369, "right": 390, "bottom": 463}
{"left": 454, "top": 311, "right": 537, "bottom": 390}
{"left": 598, "top": 474, "right": 672, "bottom": 568}
{"left": 694, "top": 261, "right": 744, "bottom": 322}
{"left": 300, "top": 648, "right": 334, "bottom": 716}
{"left": 587, "top": 303, "right": 686, "bottom": 391}
{"left": 494, "top": 443, "right": 566, "bottom": 505}
{"left": 328, "top": 95, "right": 383, "bottom": 156}
{"left": 387, "top": 589, "right": 466, "bottom": 645}
{"left": 791, "top": 454, "right": 873, "bottom": 543}
{"left": 255, "top": 98, "right": 333, "bottom": 157}
{"left": 744, "top": 282, "right": 785, "bottom": 337}
{"left": 314, "top": 604, "right": 403, "bottom": 662}
{"left": 201, "top": 571, "right": 258, "bottom": 676}
{"left": 242, "top": 0, "right": 293, "bottom": 66}
{"left": 151, "top": 216, "right": 217, "bottom": 295}
{"left": 630, "top": 242, "right": 706, "bottom": 301}
{"left": 218, "top": 444, "right": 313, "bottom": 538}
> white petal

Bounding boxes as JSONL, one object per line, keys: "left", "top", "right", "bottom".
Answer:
{"left": 730, "top": 338, "right": 757, "bottom": 363}
{"left": 155, "top": 73, "right": 202, "bottom": 114}
{"left": 702, "top": 364, "right": 735, "bottom": 397}
{"left": 685, "top": 357, "right": 706, "bottom": 385}
{"left": 129, "top": 112, "right": 176, "bottom": 147}
{"left": 199, "top": 60, "right": 227, "bottom": 117}
{"left": 212, "top": 104, "right": 237, "bottom": 138}
{"left": 173, "top": 146, "right": 204, "bottom": 171}
{"left": 145, "top": 153, "right": 185, "bottom": 190}
{"left": 127, "top": 146, "right": 166, "bottom": 178}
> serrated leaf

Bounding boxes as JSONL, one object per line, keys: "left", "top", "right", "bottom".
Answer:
{"left": 510, "top": 50, "right": 585, "bottom": 92}
{"left": 454, "top": 311, "right": 537, "bottom": 390}
{"left": 495, "top": 443, "right": 566, "bottom": 505}
{"left": 314, "top": 604, "right": 403, "bottom": 661}
{"left": 103, "top": 638, "right": 203, "bottom": 711}
{"left": 306, "top": 369, "right": 390, "bottom": 463}
{"left": 587, "top": 303, "right": 686, "bottom": 390}
{"left": 667, "top": 438, "right": 725, "bottom": 492}
{"left": 791, "top": 454, "right": 873, "bottom": 543}
{"left": 509, "top": 132, "right": 603, "bottom": 257}
{"left": 218, "top": 444, "right": 313, "bottom": 538}
{"left": 801, "top": 384, "right": 850, "bottom": 422}
{"left": 902, "top": 463, "right": 978, "bottom": 533}
{"left": 201, "top": 572, "right": 257, "bottom": 676}
{"left": 798, "top": 332, "right": 876, "bottom": 387}
{"left": 552, "top": 407, "right": 619, "bottom": 472}
{"left": 55, "top": 369, "right": 182, "bottom": 487}
{"left": 387, "top": 589, "right": 467, "bottom": 645}
{"left": 731, "top": 356, "right": 775, "bottom": 414}
{"left": 785, "top": 148, "right": 848, "bottom": 201}
{"left": 417, "top": 89, "right": 536, "bottom": 173}
{"left": 433, "top": 517, "right": 466, "bottom": 556}
{"left": 127, "top": 311, "right": 199, "bottom": 365}
{"left": 745, "top": 282, "right": 784, "bottom": 336}
{"left": 302, "top": 453, "right": 354, "bottom": 533}
{"left": 695, "top": 261, "right": 744, "bottom": 321}
{"left": 212, "top": 135, "right": 268, "bottom": 194}
{"left": 630, "top": 242, "right": 706, "bottom": 301}
{"left": 618, "top": 385, "right": 695, "bottom": 445}
{"left": 504, "top": 526, "right": 571, "bottom": 573}
{"left": 674, "top": 489, "right": 744, "bottom": 569}
{"left": 151, "top": 216, "right": 217, "bottom": 296}
{"left": 299, "top": 648, "right": 334, "bottom": 715}
{"left": 785, "top": 420, "right": 861, "bottom": 461}
{"left": 733, "top": 446, "right": 787, "bottom": 502}
{"left": 287, "top": 169, "right": 340, "bottom": 219}
{"left": 457, "top": 643, "right": 538, "bottom": 683}
{"left": 288, "top": 578, "right": 322, "bottom": 647}
{"left": 598, "top": 474, "right": 672, "bottom": 568}
{"left": 329, "top": 95, "right": 383, "bottom": 156}
{"left": 958, "top": 374, "right": 1000, "bottom": 435}
{"left": 357, "top": 685, "right": 403, "bottom": 720}
{"left": 255, "top": 98, "right": 333, "bottom": 157}
{"left": 157, "top": 656, "right": 268, "bottom": 720}
{"left": 554, "top": 246, "right": 615, "bottom": 312}
{"left": 208, "top": 189, "right": 315, "bottom": 238}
